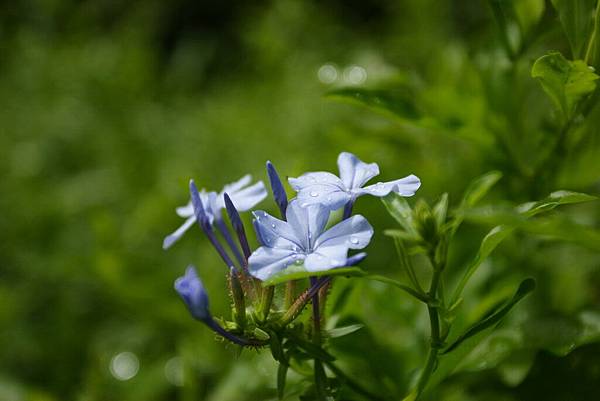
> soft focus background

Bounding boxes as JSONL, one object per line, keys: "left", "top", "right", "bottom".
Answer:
{"left": 1, "top": 1, "right": 599, "bottom": 400}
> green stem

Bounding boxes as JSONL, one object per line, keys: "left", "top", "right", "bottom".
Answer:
{"left": 415, "top": 266, "right": 443, "bottom": 399}
{"left": 310, "top": 277, "right": 327, "bottom": 400}
{"left": 488, "top": 0, "right": 516, "bottom": 61}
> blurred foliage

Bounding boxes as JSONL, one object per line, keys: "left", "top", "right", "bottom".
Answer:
{"left": 0, "top": 0, "right": 599, "bottom": 401}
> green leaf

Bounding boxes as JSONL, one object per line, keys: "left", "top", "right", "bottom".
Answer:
{"left": 453, "top": 190, "right": 597, "bottom": 302}
{"left": 262, "top": 266, "right": 365, "bottom": 286}
{"left": 531, "top": 51, "right": 599, "bottom": 121}
{"left": 586, "top": 2, "right": 600, "bottom": 70}
{"left": 444, "top": 278, "right": 536, "bottom": 354}
{"left": 382, "top": 194, "right": 419, "bottom": 238}
{"left": 450, "top": 171, "right": 502, "bottom": 236}
{"left": 325, "top": 87, "right": 420, "bottom": 122}
{"left": 433, "top": 193, "right": 449, "bottom": 228}
{"left": 326, "top": 324, "right": 364, "bottom": 339}
{"left": 363, "top": 274, "right": 430, "bottom": 303}
{"left": 519, "top": 190, "right": 598, "bottom": 216}
{"left": 451, "top": 225, "right": 516, "bottom": 303}
{"left": 550, "top": 0, "right": 597, "bottom": 58}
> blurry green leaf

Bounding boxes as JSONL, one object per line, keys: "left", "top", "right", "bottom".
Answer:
{"left": 363, "top": 275, "right": 430, "bottom": 303}
{"left": 514, "top": 0, "right": 545, "bottom": 36}
{"left": 433, "top": 193, "right": 449, "bottom": 228}
{"left": 519, "top": 190, "right": 598, "bottom": 216}
{"left": 326, "top": 87, "right": 420, "bottom": 122}
{"left": 550, "top": 0, "right": 596, "bottom": 58}
{"left": 451, "top": 225, "right": 516, "bottom": 303}
{"left": 444, "top": 278, "right": 536, "bottom": 354}
{"left": 450, "top": 171, "right": 502, "bottom": 236}
{"left": 326, "top": 324, "right": 364, "bottom": 339}
{"left": 531, "top": 51, "right": 599, "bottom": 121}
{"left": 586, "top": 3, "right": 600, "bottom": 69}
{"left": 262, "top": 266, "right": 365, "bottom": 286}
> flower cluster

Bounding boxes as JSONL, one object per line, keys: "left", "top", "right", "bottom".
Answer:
{"left": 165, "top": 152, "right": 420, "bottom": 345}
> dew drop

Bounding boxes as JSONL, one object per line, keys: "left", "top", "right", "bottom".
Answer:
{"left": 350, "top": 236, "right": 359, "bottom": 245}
{"left": 271, "top": 223, "right": 276, "bottom": 229}
{"left": 310, "top": 191, "right": 319, "bottom": 197}
{"left": 327, "top": 196, "right": 332, "bottom": 202}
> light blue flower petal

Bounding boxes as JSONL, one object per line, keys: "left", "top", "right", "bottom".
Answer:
{"left": 252, "top": 210, "right": 302, "bottom": 250}
{"left": 222, "top": 174, "right": 252, "bottom": 194}
{"left": 304, "top": 246, "right": 348, "bottom": 272}
{"left": 356, "top": 174, "right": 421, "bottom": 197}
{"left": 314, "top": 215, "right": 374, "bottom": 250}
{"left": 223, "top": 181, "right": 267, "bottom": 211}
{"left": 285, "top": 201, "right": 330, "bottom": 250}
{"left": 337, "top": 152, "right": 380, "bottom": 189}
{"left": 296, "top": 184, "right": 351, "bottom": 210}
{"left": 163, "top": 216, "right": 196, "bottom": 249}
{"left": 288, "top": 171, "right": 344, "bottom": 191}
{"left": 248, "top": 247, "right": 303, "bottom": 280}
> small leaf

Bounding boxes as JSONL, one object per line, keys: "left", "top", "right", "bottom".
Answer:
{"left": 550, "top": 0, "right": 596, "bottom": 59}
{"left": 443, "top": 278, "right": 536, "bottom": 354}
{"left": 451, "top": 225, "right": 516, "bottom": 303}
{"left": 326, "top": 324, "right": 364, "bottom": 339}
{"left": 451, "top": 171, "right": 502, "bottom": 236}
{"left": 382, "top": 194, "right": 419, "bottom": 237}
{"left": 262, "top": 266, "right": 365, "bottom": 286}
{"left": 326, "top": 87, "right": 420, "bottom": 122}
{"left": 519, "top": 190, "right": 598, "bottom": 216}
{"left": 531, "top": 51, "right": 599, "bottom": 122}
{"left": 433, "top": 193, "right": 449, "bottom": 228}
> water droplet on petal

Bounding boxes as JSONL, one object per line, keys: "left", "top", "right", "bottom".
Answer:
{"left": 266, "top": 238, "right": 271, "bottom": 243}
{"left": 271, "top": 223, "right": 276, "bottom": 229}
{"left": 327, "top": 196, "right": 332, "bottom": 202}
{"left": 350, "top": 236, "right": 359, "bottom": 245}
{"left": 310, "top": 191, "right": 319, "bottom": 197}
{"left": 295, "top": 259, "right": 303, "bottom": 265}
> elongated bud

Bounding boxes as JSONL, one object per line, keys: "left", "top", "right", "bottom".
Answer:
{"left": 174, "top": 265, "right": 211, "bottom": 322}
{"left": 224, "top": 193, "right": 252, "bottom": 260}
{"left": 266, "top": 161, "right": 288, "bottom": 219}
{"left": 228, "top": 268, "right": 247, "bottom": 328}
{"left": 190, "top": 180, "right": 237, "bottom": 271}
{"left": 189, "top": 180, "right": 209, "bottom": 230}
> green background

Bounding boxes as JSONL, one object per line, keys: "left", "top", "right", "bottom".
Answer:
{"left": 1, "top": 1, "right": 599, "bottom": 400}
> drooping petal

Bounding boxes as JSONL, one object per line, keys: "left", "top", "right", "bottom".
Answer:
{"left": 174, "top": 266, "right": 211, "bottom": 321}
{"left": 223, "top": 181, "right": 267, "bottom": 211}
{"left": 222, "top": 174, "right": 252, "bottom": 194}
{"left": 163, "top": 216, "right": 196, "bottom": 249}
{"left": 304, "top": 245, "right": 348, "bottom": 272}
{"left": 337, "top": 152, "right": 380, "bottom": 189}
{"left": 285, "top": 201, "right": 330, "bottom": 250}
{"left": 248, "top": 247, "right": 303, "bottom": 281}
{"left": 356, "top": 174, "right": 421, "bottom": 197}
{"left": 314, "top": 215, "right": 374, "bottom": 250}
{"left": 176, "top": 201, "right": 194, "bottom": 217}
{"left": 252, "top": 210, "right": 302, "bottom": 250}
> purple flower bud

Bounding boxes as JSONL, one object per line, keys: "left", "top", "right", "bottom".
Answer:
{"left": 174, "top": 266, "right": 210, "bottom": 321}
{"left": 266, "top": 161, "right": 288, "bottom": 219}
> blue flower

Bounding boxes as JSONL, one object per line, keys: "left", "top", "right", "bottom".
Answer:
{"left": 174, "top": 265, "right": 211, "bottom": 321}
{"left": 163, "top": 175, "right": 267, "bottom": 249}
{"left": 248, "top": 200, "right": 374, "bottom": 280}
{"left": 289, "top": 152, "right": 421, "bottom": 211}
